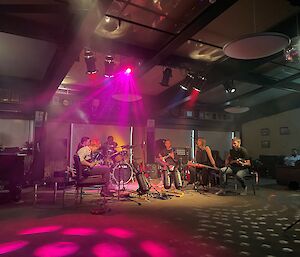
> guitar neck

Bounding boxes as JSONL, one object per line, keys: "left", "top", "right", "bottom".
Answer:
{"left": 187, "top": 162, "right": 219, "bottom": 171}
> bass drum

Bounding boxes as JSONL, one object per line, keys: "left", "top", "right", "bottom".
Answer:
{"left": 112, "top": 162, "right": 133, "bottom": 185}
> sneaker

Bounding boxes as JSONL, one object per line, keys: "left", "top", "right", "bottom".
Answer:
{"left": 215, "top": 189, "right": 225, "bottom": 195}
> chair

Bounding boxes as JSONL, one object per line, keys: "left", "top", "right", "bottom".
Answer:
{"left": 33, "top": 172, "right": 69, "bottom": 206}
{"left": 73, "top": 155, "right": 108, "bottom": 204}
{"left": 225, "top": 166, "right": 258, "bottom": 195}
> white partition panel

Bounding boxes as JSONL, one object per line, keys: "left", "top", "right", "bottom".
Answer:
{"left": 70, "top": 123, "right": 130, "bottom": 166}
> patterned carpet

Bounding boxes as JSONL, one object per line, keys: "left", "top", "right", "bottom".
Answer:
{"left": 0, "top": 180, "right": 299, "bottom": 257}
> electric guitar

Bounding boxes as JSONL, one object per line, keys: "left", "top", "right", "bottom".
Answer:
{"left": 229, "top": 158, "right": 250, "bottom": 167}
{"left": 186, "top": 161, "right": 220, "bottom": 171}
{"left": 160, "top": 152, "right": 177, "bottom": 171}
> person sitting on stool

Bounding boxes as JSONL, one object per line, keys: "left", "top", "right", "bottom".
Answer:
{"left": 156, "top": 139, "right": 182, "bottom": 190}
{"left": 189, "top": 137, "right": 217, "bottom": 191}
{"left": 77, "top": 139, "right": 111, "bottom": 195}
{"left": 216, "top": 137, "right": 251, "bottom": 196}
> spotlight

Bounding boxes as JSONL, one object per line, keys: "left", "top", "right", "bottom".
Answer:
{"left": 179, "top": 72, "right": 206, "bottom": 92}
{"left": 104, "top": 55, "right": 115, "bottom": 78}
{"left": 124, "top": 67, "right": 132, "bottom": 75}
{"left": 84, "top": 48, "right": 97, "bottom": 75}
{"left": 223, "top": 80, "right": 236, "bottom": 94}
{"left": 180, "top": 84, "right": 188, "bottom": 91}
{"left": 160, "top": 67, "right": 172, "bottom": 86}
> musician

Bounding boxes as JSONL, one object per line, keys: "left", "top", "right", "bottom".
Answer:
{"left": 77, "top": 139, "right": 110, "bottom": 194}
{"left": 157, "top": 139, "right": 176, "bottom": 170}
{"left": 76, "top": 136, "right": 91, "bottom": 152}
{"left": 103, "top": 136, "right": 118, "bottom": 157}
{"left": 156, "top": 139, "right": 182, "bottom": 190}
{"left": 189, "top": 137, "right": 217, "bottom": 190}
{"left": 216, "top": 137, "right": 251, "bottom": 196}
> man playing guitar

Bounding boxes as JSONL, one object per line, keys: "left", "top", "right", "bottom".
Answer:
{"left": 156, "top": 139, "right": 182, "bottom": 190}
{"left": 216, "top": 137, "right": 251, "bottom": 196}
{"left": 157, "top": 139, "right": 177, "bottom": 170}
{"left": 77, "top": 139, "right": 111, "bottom": 195}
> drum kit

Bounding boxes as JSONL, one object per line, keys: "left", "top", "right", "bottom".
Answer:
{"left": 92, "top": 144, "right": 135, "bottom": 185}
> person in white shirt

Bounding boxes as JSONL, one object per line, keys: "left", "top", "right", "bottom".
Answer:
{"left": 77, "top": 139, "right": 110, "bottom": 194}
{"left": 284, "top": 149, "right": 300, "bottom": 167}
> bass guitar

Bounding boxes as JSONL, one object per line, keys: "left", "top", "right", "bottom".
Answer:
{"left": 186, "top": 161, "right": 220, "bottom": 171}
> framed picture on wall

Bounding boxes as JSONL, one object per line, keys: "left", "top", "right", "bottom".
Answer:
{"left": 280, "top": 127, "right": 290, "bottom": 135}
{"left": 260, "top": 128, "right": 270, "bottom": 136}
{"left": 261, "top": 140, "right": 270, "bottom": 148}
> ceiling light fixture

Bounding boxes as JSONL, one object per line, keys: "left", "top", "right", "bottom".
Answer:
{"left": 223, "top": 0, "right": 290, "bottom": 60}
{"left": 179, "top": 72, "right": 206, "bottom": 92}
{"left": 224, "top": 106, "right": 250, "bottom": 114}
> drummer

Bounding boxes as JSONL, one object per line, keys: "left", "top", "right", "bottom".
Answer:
{"left": 103, "top": 136, "right": 118, "bottom": 157}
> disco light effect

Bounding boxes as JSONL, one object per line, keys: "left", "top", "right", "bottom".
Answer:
{"left": 104, "top": 227, "right": 135, "bottom": 239}
{"left": 140, "top": 240, "right": 174, "bottom": 257}
{"left": 18, "top": 226, "right": 62, "bottom": 235}
{"left": 0, "top": 241, "right": 28, "bottom": 255}
{"left": 93, "top": 242, "right": 130, "bottom": 257}
{"left": 62, "top": 228, "right": 97, "bottom": 236}
{"left": 34, "top": 242, "right": 79, "bottom": 257}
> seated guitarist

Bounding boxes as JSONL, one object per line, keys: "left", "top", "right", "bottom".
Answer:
{"left": 216, "top": 137, "right": 251, "bottom": 196}
{"left": 156, "top": 139, "right": 177, "bottom": 170}
{"left": 77, "top": 139, "right": 110, "bottom": 194}
{"left": 188, "top": 137, "right": 217, "bottom": 190}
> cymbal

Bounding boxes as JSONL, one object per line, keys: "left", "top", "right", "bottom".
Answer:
{"left": 120, "top": 144, "right": 136, "bottom": 149}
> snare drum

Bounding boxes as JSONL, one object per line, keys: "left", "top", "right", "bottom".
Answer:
{"left": 112, "top": 162, "right": 133, "bottom": 185}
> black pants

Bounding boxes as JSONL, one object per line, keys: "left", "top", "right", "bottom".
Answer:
{"left": 84, "top": 165, "right": 110, "bottom": 193}
{"left": 189, "top": 167, "right": 210, "bottom": 186}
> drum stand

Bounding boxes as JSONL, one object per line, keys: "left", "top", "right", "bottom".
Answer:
{"left": 114, "top": 164, "right": 141, "bottom": 206}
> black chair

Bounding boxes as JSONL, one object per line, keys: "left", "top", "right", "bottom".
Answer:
{"left": 225, "top": 166, "right": 258, "bottom": 195}
{"left": 73, "top": 155, "right": 108, "bottom": 203}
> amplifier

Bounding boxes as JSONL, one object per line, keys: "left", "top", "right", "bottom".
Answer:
{"left": 175, "top": 148, "right": 190, "bottom": 165}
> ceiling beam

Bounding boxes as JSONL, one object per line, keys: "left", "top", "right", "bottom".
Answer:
{"left": 223, "top": 71, "right": 300, "bottom": 107}
{"left": 237, "top": 73, "right": 300, "bottom": 93}
{"left": 91, "top": 35, "right": 207, "bottom": 70}
{"left": 0, "top": 13, "right": 62, "bottom": 43}
{"left": 238, "top": 92, "right": 300, "bottom": 123}
{"left": 32, "top": 0, "right": 113, "bottom": 109}
{"left": 0, "top": 3, "right": 69, "bottom": 13}
{"left": 137, "top": 0, "right": 238, "bottom": 76}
